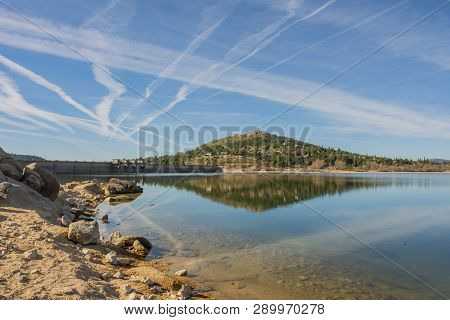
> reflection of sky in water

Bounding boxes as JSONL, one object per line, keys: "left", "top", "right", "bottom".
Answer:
{"left": 77, "top": 173, "right": 450, "bottom": 299}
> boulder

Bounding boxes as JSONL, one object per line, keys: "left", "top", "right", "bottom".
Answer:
{"left": 25, "top": 163, "right": 60, "bottom": 201}
{"left": 0, "top": 180, "right": 59, "bottom": 223}
{"left": 102, "top": 178, "right": 143, "bottom": 196}
{"left": 21, "top": 167, "right": 43, "bottom": 192}
{"left": 67, "top": 221, "right": 100, "bottom": 245}
{"left": 109, "top": 232, "right": 152, "bottom": 257}
{"left": 0, "top": 163, "right": 22, "bottom": 181}
{"left": 73, "top": 182, "right": 103, "bottom": 195}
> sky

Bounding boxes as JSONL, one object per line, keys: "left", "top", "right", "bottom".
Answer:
{"left": 0, "top": 0, "right": 449, "bottom": 161}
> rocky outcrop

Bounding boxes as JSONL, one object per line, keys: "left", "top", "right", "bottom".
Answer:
{"left": 67, "top": 221, "right": 100, "bottom": 245}
{"left": 103, "top": 178, "right": 143, "bottom": 196}
{"left": 0, "top": 180, "right": 59, "bottom": 223}
{"left": 25, "top": 163, "right": 60, "bottom": 202}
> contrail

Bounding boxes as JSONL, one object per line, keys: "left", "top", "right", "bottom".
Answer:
{"left": 92, "top": 64, "right": 125, "bottom": 135}
{"left": 201, "top": 0, "right": 410, "bottom": 103}
{"left": 114, "top": 0, "right": 239, "bottom": 136}
{"left": 129, "top": 0, "right": 335, "bottom": 136}
{"left": 0, "top": 53, "right": 99, "bottom": 120}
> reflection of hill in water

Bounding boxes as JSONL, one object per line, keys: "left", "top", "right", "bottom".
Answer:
{"left": 140, "top": 175, "right": 395, "bottom": 212}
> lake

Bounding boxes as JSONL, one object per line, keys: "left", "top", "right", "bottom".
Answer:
{"left": 61, "top": 173, "right": 450, "bottom": 299}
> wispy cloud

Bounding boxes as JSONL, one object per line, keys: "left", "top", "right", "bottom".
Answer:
{"left": 0, "top": 6, "right": 450, "bottom": 141}
{"left": 114, "top": 1, "right": 239, "bottom": 133}
{"left": 92, "top": 64, "right": 125, "bottom": 135}
{"left": 0, "top": 53, "right": 98, "bottom": 120}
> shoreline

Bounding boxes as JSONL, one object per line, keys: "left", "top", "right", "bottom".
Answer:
{"left": 0, "top": 178, "right": 214, "bottom": 300}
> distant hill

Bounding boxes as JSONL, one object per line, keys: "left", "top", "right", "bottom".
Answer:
{"left": 10, "top": 154, "right": 46, "bottom": 162}
{"left": 148, "top": 131, "right": 449, "bottom": 172}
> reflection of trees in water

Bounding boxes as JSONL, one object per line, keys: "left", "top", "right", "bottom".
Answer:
{"left": 140, "top": 175, "right": 399, "bottom": 212}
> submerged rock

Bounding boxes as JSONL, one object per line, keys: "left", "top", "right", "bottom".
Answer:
{"left": 67, "top": 221, "right": 99, "bottom": 245}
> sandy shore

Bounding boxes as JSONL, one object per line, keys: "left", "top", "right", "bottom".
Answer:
{"left": 0, "top": 206, "right": 213, "bottom": 300}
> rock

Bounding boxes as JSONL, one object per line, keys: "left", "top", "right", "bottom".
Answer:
{"left": 81, "top": 248, "right": 90, "bottom": 255}
{"left": 113, "top": 270, "right": 124, "bottom": 279}
{"left": 0, "top": 163, "right": 23, "bottom": 181}
{"left": 73, "top": 182, "right": 103, "bottom": 195}
{"left": 59, "top": 214, "right": 72, "bottom": 227}
{"left": 101, "top": 214, "right": 109, "bottom": 223}
{"left": 103, "top": 178, "right": 143, "bottom": 196}
{"left": 105, "top": 195, "right": 139, "bottom": 205}
{"left": 18, "top": 275, "right": 29, "bottom": 283}
{"left": 25, "top": 163, "right": 60, "bottom": 201}
{"left": 67, "top": 221, "right": 99, "bottom": 245}
{"left": 101, "top": 272, "right": 111, "bottom": 280}
{"left": 0, "top": 180, "right": 59, "bottom": 223}
{"left": 150, "top": 286, "right": 163, "bottom": 294}
{"left": 128, "top": 292, "right": 138, "bottom": 300}
{"left": 105, "top": 251, "right": 118, "bottom": 265}
{"left": 64, "top": 182, "right": 79, "bottom": 190}
{"left": 23, "top": 249, "right": 41, "bottom": 260}
{"left": 122, "top": 284, "right": 133, "bottom": 294}
{"left": 177, "top": 285, "right": 193, "bottom": 300}
{"left": 0, "top": 170, "right": 6, "bottom": 182}
{"left": 21, "top": 167, "right": 43, "bottom": 192}
{"left": 0, "top": 148, "right": 23, "bottom": 180}
{"left": 143, "top": 279, "right": 154, "bottom": 286}
{"left": 132, "top": 240, "right": 150, "bottom": 256}
{"left": 175, "top": 269, "right": 188, "bottom": 277}
{"left": 111, "top": 235, "right": 152, "bottom": 252}
{"left": 148, "top": 294, "right": 158, "bottom": 300}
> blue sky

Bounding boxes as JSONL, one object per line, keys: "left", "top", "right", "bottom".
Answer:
{"left": 0, "top": 0, "right": 449, "bottom": 161}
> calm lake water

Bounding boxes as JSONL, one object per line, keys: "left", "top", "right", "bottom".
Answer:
{"left": 61, "top": 173, "right": 450, "bottom": 299}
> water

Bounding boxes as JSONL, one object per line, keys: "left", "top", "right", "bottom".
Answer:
{"left": 61, "top": 173, "right": 450, "bottom": 299}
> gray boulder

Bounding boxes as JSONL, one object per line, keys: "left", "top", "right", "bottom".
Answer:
{"left": 103, "top": 178, "right": 143, "bottom": 196}
{"left": 0, "top": 147, "right": 23, "bottom": 181}
{"left": 21, "top": 167, "right": 43, "bottom": 192}
{"left": 25, "top": 163, "right": 60, "bottom": 201}
{"left": 0, "top": 180, "right": 59, "bottom": 223}
{"left": 67, "top": 221, "right": 100, "bottom": 245}
{"left": 0, "top": 163, "right": 22, "bottom": 181}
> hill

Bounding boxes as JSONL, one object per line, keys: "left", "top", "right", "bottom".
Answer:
{"left": 10, "top": 154, "right": 46, "bottom": 162}
{"left": 148, "top": 131, "right": 449, "bottom": 172}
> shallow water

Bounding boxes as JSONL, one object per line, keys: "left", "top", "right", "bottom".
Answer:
{"left": 61, "top": 173, "right": 450, "bottom": 299}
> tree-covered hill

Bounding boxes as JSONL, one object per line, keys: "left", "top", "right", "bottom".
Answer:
{"left": 147, "top": 131, "right": 449, "bottom": 172}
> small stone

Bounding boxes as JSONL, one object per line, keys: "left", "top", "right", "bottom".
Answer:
{"left": 175, "top": 269, "right": 187, "bottom": 277}
{"left": 18, "top": 275, "right": 29, "bottom": 283}
{"left": 67, "top": 221, "right": 99, "bottom": 245}
{"left": 122, "top": 284, "right": 133, "bottom": 294}
{"left": 143, "top": 278, "right": 154, "bottom": 286}
{"left": 148, "top": 294, "right": 158, "bottom": 300}
{"left": 150, "top": 286, "right": 163, "bottom": 294}
{"left": 23, "top": 249, "right": 41, "bottom": 260}
{"left": 101, "top": 214, "right": 109, "bottom": 223}
{"left": 81, "top": 248, "right": 90, "bottom": 255}
{"left": 101, "top": 272, "right": 111, "bottom": 280}
{"left": 128, "top": 292, "right": 137, "bottom": 300}
{"left": 113, "top": 270, "right": 124, "bottom": 279}
{"left": 105, "top": 251, "right": 118, "bottom": 265}
{"left": 177, "top": 285, "right": 192, "bottom": 300}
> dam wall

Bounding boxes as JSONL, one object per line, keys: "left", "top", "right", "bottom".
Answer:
{"left": 16, "top": 161, "right": 222, "bottom": 175}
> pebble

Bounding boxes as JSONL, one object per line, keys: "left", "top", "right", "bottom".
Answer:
{"left": 122, "top": 284, "right": 133, "bottom": 294}
{"left": 148, "top": 294, "right": 158, "bottom": 300}
{"left": 105, "top": 251, "right": 118, "bottom": 265}
{"left": 150, "top": 286, "right": 163, "bottom": 294}
{"left": 101, "top": 272, "right": 111, "bottom": 280}
{"left": 175, "top": 269, "right": 187, "bottom": 277}
{"left": 23, "top": 249, "right": 41, "bottom": 260}
{"left": 18, "top": 275, "right": 29, "bottom": 283}
{"left": 177, "top": 285, "right": 193, "bottom": 300}
{"left": 113, "top": 270, "right": 124, "bottom": 279}
{"left": 128, "top": 292, "right": 138, "bottom": 300}
{"left": 81, "top": 248, "right": 90, "bottom": 255}
{"left": 101, "top": 214, "right": 109, "bottom": 223}
{"left": 143, "top": 278, "right": 154, "bottom": 286}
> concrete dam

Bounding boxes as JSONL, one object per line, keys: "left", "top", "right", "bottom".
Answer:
{"left": 17, "top": 160, "right": 222, "bottom": 175}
